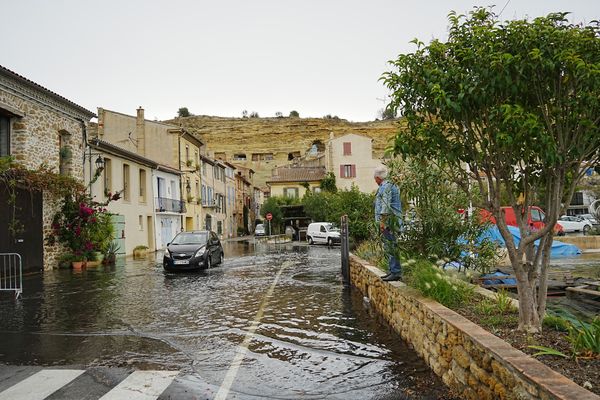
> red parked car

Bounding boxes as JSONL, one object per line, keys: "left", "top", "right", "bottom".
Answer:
{"left": 479, "top": 206, "right": 564, "bottom": 236}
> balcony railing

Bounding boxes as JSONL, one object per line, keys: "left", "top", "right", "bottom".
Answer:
{"left": 155, "top": 197, "right": 186, "bottom": 213}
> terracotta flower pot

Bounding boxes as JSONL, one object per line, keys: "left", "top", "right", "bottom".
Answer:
{"left": 72, "top": 261, "right": 87, "bottom": 270}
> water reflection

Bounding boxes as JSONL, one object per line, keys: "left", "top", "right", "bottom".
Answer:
{"left": 0, "top": 240, "right": 455, "bottom": 399}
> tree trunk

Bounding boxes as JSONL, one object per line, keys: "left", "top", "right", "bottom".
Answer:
{"left": 515, "top": 263, "right": 541, "bottom": 332}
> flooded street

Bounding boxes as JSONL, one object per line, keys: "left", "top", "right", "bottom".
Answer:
{"left": 0, "top": 241, "right": 455, "bottom": 399}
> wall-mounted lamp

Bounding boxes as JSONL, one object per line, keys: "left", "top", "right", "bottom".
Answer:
{"left": 95, "top": 155, "right": 105, "bottom": 171}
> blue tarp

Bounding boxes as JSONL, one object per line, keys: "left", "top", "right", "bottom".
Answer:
{"left": 481, "top": 225, "right": 581, "bottom": 257}
{"left": 482, "top": 270, "right": 516, "bottom": 286}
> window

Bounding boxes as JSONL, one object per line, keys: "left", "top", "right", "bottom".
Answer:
{"left": 103, "top": 158, "right": 112, "bottom": 193}
{"left": 123, "top": 164, "right": 130, "bottom": 201}
{"left": 139, "top": 169, "right": 147, "bottom": 202}
{"left": 185, "top": 145, "right": 190, "bottom": 162}
{"left": 252, "top": 153, "right": 274, "bottom": 161}
{"left": 340, "top": 164, "right": 356, "bottom": 178}
{"left": 233, "top": 154, "right": 247, "bottom": 161}
{"left": 283, "top": 187, "right": 299, "bottom": 198}
{"left": 201, "top": 185, "right": 206, "bottom": 205}
{"left": 217, "top": 221, "right": 222, "bottom": 235}
{"left": 139, "top": 215, "right": 143, "bottom": 231}
{"left": 0, "top": 115, "right": 9, "bottom": 157}
{"left": 343, "top": 142, "right": 352, "bottom": 156}
{"left": 202, "top": 162, "right": 207, "bottom": 176}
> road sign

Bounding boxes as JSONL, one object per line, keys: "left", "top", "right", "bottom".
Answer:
{"left": 266, "top": 213, "right": 273, "bottom": 221}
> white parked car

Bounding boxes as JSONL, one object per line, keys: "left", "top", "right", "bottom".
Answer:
{"left": 579, "top": 213, "right": 599, "bottom": 226}
{"left": 306, "top": 222, "right": 341, "bottom": 246}
{"left": 254, "top": 224, "right": 266, "bottom": 236}
{"left": 558, "top": 215, "right": 592, "bottom": 234}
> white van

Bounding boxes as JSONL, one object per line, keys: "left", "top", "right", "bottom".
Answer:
{"left": 306, "top": 222, "right": 340, "bottom": 245}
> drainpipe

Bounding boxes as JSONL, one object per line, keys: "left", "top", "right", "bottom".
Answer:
{"left": 77, "top": 118, "right": 93, "bottom": 194}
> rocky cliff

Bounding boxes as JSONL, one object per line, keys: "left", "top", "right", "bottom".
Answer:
{"left": 166, "top": 115, "right": 401, "bottom": 187}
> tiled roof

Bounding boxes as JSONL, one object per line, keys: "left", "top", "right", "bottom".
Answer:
{"left": 0, "top": 64, "right": 95, "bottom": 117}
{"left": 268, "top": 166, "right": 326, "bottom": 183}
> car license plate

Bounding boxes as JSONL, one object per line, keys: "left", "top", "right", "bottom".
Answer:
{"left": 174, "top": 260, "right": 189, "bottom": 265}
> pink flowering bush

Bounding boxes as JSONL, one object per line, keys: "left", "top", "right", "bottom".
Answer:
{"left": 48, "top": 188, "right": 121, "bottom": 261}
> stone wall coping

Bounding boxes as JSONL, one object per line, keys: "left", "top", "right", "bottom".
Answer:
{"left": 349, "top": 253, "right": 599, "bottom": 400}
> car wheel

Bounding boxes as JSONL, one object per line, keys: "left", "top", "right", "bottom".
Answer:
{"left": 218, "top": 251, "right": 224, "bottom": 265}
{"left": 583, "top": 225, "right": 591, "bottom": 235}
{"left": 308, "top": 236, "right": 314, "bottom": 245}
{"left": 205, "top": 255, "right": 212, "bottom": 269}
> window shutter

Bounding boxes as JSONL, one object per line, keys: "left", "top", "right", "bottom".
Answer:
{"left": 343, "top": 142, "right": 351, "bottom": 155}
{"left": 339, "top": 165, "right": 345, "bottom": 178}
{"left": 351, "top": 164, "right": 356, "bottom": 177}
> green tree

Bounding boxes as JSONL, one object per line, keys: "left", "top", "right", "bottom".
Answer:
{"left": 177, "top": 107, "right": 191, "bottom": 117}
{"left": 260, "top": 196, "right": 284, "bottom": 233}
{"left": 382, "top": 8, "right": 600, "bottom": 332}
{"left": 320, "top": 172, "right": 338, "bottom": 193}
{"left": 289, "top": 110, "right": 300, "bottom": 118}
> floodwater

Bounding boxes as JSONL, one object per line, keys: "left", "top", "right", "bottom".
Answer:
{"left": 0, "top": 240, "right": 456, "bottom": 399}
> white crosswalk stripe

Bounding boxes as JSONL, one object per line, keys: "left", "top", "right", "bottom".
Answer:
{"left": 0, "top": 369, "right": 85, "bottom": 400}
{"left": 99, "top": 370, "right": 179, "bottom": 400}
{"left": 0, "top": 369, "right": 179, "bottom": 400}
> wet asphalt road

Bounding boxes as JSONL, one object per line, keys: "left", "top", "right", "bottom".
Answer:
{"left": 0, "top": 241, "right": 456, "bottom": 399}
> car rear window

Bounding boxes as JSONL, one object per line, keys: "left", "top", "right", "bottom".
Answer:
{"left": 171, "top": 232, "right": 208, "bottom": 245}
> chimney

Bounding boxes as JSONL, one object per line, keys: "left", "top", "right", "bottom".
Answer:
{"left": 136, "top": 106, "right": 146, "bottom": 156}
{"left": 97, "top": 108, "right": 105, "bottom": 138}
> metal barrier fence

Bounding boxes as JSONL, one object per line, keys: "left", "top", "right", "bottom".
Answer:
{"left": 0, "top": 253, "right": 23, "bottom": 299}
{"left": 340, "top": 215, "right": 350, "bottom": 286}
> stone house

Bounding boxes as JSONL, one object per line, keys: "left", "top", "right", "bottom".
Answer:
{"left": 0, "top": 65, "right": 95, "bottom": 271}
{"left": 325, "top": 132, "right": 383, "bottom": 193}
{"left": 223, "top": 161, "right": 237, "bottom": 238}
{"left": 199, "top": 154, "right": 227, "bottom": 236}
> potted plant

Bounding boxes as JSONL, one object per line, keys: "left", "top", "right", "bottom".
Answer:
{"left": 103, "top": 241, "right": 120, "bottom": 265}
{"left": 186, "top": 194, "right": 194, "bottom": 203}
{"left": 133, "top": 245, "right": 149, "bottom": 259}
{"left": 47, "top": 188, "right": 121, "bottom": 269}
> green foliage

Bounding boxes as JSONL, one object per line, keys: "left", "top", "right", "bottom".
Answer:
{"left": 382, "top": 10, "right": 600, "bottom": 330}
{"left": 177, "top": 107, "right": 191, "bottom": 117}
{"left": 568, "top": 317, "right": 600, "bottom": 357}
{"left": 387, "top": 158, "right": 500, "bottom": 272}
{"left": 404, "top": 258, "right": 474, "bottom": 307}
{"left": 302, "top": 186, "right": 374, "bottom": 243}
{"left": 354, "top": 239, "right": 384, "bottom": 268}
{"left": 543, "top": 315, "right": 571, "bottom": 332}
{"left": 260, "top": 196, "right": 285, "bottom": 233}
{"left": 320, "top": 172, "right": 337, "bottom": 193}
{"left": 494, "top": 289, "right": 516, "bottom": 314}
{"left": 289, "top": 110, "right": 299, "bottom": 118}
{"left": 48, "top": 189, "right": 120, "bottom": 261}
{"left": 528, "top": 345, "right": 569, "bottom": 358}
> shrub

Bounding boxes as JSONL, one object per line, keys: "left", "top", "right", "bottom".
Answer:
{"left": 404, "top": 259, "right": 474, "bottom": 308}
{"left": 568, "top": 317, "right": 600, "bottom": 357}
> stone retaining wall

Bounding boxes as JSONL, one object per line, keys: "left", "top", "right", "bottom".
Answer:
{"left": 555, "top": 235, "right": 600, "bottom": 250}
{"left": 349, "top": 254, "right": 599, "bottom": 400}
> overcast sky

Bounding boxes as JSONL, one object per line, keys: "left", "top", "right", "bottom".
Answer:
{"left": 1, "top": 1, "right": 597, "bottom": 122}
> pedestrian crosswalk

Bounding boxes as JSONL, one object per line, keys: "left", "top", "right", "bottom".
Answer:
{"left": 0, "top": 368, "right": 180, "bottom": 400}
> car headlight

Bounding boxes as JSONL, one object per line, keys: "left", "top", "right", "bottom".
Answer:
{"left": 164, "top": 248, "right": 171, "bottom": 258}
{"left": 195, "top": 247, "right": 206, "bottom": 257}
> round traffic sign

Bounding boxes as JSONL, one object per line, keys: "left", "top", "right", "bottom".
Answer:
{"left": 266, "top": 213, "right": 273, "bottom": 221}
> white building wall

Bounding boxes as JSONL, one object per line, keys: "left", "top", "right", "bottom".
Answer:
{"left": 152, "top": 169, "right": 182, "bottom": 249}
{"left": 87, "top": 153, "right": 155, "bottom": 256}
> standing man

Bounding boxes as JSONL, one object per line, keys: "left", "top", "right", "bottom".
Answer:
{"left": 374, "top": 165, "right": 402, "bottom": 281}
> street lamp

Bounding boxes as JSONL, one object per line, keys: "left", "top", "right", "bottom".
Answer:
{"left": 95, "top": 155, "right": 105, "bottom": 171}
{"left": 185, "top": 180, "right": 191, "bottom": 194}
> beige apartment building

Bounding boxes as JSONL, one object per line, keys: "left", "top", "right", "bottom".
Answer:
{"left": 94, "top": 107, "right": 202, "bottom": 248}
{"left": 326, "top": 133, "right": 383, "bottom": 193}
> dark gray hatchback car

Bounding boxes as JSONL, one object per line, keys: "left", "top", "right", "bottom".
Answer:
{"left": 163, "top": 230, "right": 224, "bottom": 271}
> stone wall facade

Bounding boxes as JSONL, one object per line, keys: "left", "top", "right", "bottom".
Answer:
{"left": 0, "top": 67, "right": 95, "bottom": 270}
{"left": 349, "top": 254, "right": 599, "bottom": 400}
